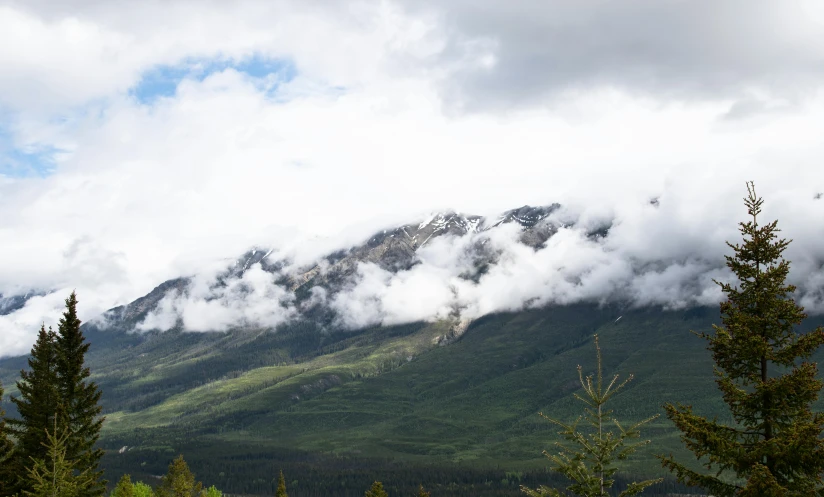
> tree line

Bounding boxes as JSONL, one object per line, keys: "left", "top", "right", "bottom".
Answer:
{"left": 2, "top": 182, "right": 824, "bottom": 496}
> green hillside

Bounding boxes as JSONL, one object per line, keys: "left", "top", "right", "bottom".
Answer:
{"left": 2, "top": 303, "right": 823, "bottom": 496}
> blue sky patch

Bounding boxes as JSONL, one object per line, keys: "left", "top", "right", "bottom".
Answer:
{"left": 130, "top": 56, "right": 297, "bottom": 104}
{"left": 0, "top": 126, "right": 67, "bottom": 178}
{"left": 0, "top": 144, "right": 61, "bottom": 178}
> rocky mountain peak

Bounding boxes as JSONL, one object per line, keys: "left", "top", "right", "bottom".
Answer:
{"left": 491, "top": 204, "right": 561, "bottom": 229}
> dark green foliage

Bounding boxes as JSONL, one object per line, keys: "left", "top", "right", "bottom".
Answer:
{"left": 55, "top": 291, "right": 106, "bottom": 496}
{"left": 22, "top": 419, "right": 98, "bottom": 497}
{"left": 661, "top": 182, "right": 824, "bottom": 495}
{"left": 7, "top": 325, "right": 59, "bottom": 495}
{"left": 276, "top": 469, "right": 288, "bottom": 497}
{"left": 101, "top": 439, "right": 700, "bottom": 497}
{"left": 0, "top": 381, "right": 14, "bottom": 497}
{"left": 5, "top": 302, "right": 823, "bottom": 495}
{"left": 521, "top": 335, "right": 661, "bottom": 497}
{"left": 111, "top": 474, "right": 135, "bottom": 497}
{"left": 365, "top": 481, "right": 388, "bottom": 497}
{"left": 156, "top": 455, "right": 204, "bottom": 497}
{"left": 7, "top": 294, "right": 106, "bottom": 496}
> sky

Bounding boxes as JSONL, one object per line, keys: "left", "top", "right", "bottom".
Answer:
{"left": 1, "top": 0, "right": 824, "bottom": 356}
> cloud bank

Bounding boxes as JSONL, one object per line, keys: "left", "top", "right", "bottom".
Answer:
{"left": 130, "top": 195, "right": 824, "bottom": 336}
{"left": 136, "top": 263, "right": 297, "bottom": 332}
{"left": 1, "top": 1, "right": 824, "bottom": 356}
{"left": 401, "top": 0, "right": 824, "bottom": 111}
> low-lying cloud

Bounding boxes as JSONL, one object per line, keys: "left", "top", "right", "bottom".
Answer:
{"left": 128, "top": 197, "right": 824, "bottom": 335}
{"left": 137, "top": 263, "right": 297, "bottom": 332}
{"left": 2, "top": 184, "right": 822, "bottom": 358}
{"left": 325, "top": 219, "right": 729, "bottom": 330}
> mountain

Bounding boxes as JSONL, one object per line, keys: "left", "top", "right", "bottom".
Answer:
{"left": 93, "top": 204, "right": 567, "bottom": 333}
{"left": 1, "top": 203, "right": 822, "bottom": 496}
{"left": 0, "top": 292, "right": 39, "bottom": 316}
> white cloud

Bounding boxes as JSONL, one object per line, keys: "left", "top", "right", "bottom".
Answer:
{"left": 137, "top": 263, "right": 296, "bottom": 332}
{"left": 1, "top": 1, "right": 824, "bottom": 356}
{"left": 0, "top": 293, "right": 66, "bottom": 355}
{"left": 325, "top": 198, "right": 824, "bottom": 329}
{"left": 0, "top": 1, "right": 442, "bottom": 114}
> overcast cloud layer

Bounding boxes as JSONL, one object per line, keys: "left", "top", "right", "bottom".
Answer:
{"left": 1, "top": 1, "right": 824, "bottom": 357}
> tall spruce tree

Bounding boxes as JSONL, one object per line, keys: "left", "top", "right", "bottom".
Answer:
{"left": 54, "top": 291, "right": 105, "bottom": 496}
{"left": 0, "top": 381, "right": 15, "bottom": 497}
{"left": 8, "top": 325, "right": 59, "bottom": 496}
{"left": 660, "top": 182, "right": 824, "bottom": 496}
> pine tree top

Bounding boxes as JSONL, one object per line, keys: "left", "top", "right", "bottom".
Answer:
{"left": 112, "top": 474, "right": 135, "bottom": 497}
{"left": 523, "top": 335, "right": 661, "bottom": 497}
{"left": 365, "top": 481, "right": 388, "bottom": 497}
{"left": 56, "top": 291, "right": 91, "bottom": 392}
{"left": 275, "top": 469, "right": 288, "bottom": 497}
{"left": 156, "top": 455, "right": 203, "bottom": 497}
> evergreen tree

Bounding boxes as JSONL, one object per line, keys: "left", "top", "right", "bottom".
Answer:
{"left": 155, "top": 455, "right": 205, "bottom": 497}
{"left": 660, "top": 182, "right": 824, "bottom": 496}
{"left": 7, "top": 325, "right": 59, "bottom": 496}
{"left": 132, "top": 482, "right": 154, "bottom": 497}
{"left": 521, "top": 335, "right": 661, "bottom": 497}
{"left": 21, "top": 418, "right": 97, "bottom": 497}
{"left": 416, "top": 484, "right": 431, "bottom": 497}
{"left": 111, "top": 474, "right": 135, "bottom": 497}
{"left": 0, "top": 381, "right": 15, "bottom": 497}
{"left": 365, "top": 481, "right": 389, "bottom": 497}
{"left": 54, "top": 291, "right": 105, "bottom": 496}
{"left": 275, "top": 469, "right": 288, "bottom": 497}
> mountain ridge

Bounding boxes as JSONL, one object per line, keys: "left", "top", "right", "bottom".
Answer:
{"left": 85, "top": 203, "right": 569, "bottom": 335}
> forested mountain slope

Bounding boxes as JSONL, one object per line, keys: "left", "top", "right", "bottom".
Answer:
{"left": 4, "top": 302, "right": 822, "bottom": 496}
{"left": 3, "top": 203, "right": 823, "bottom": 495}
